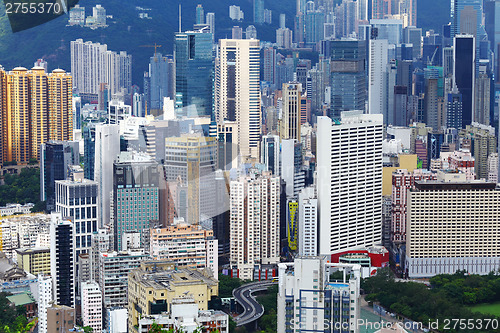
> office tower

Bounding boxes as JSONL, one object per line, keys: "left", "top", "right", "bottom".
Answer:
{"left": 246, "top": 25, "right": 258, "bottom": 39}
{"left": 451, "top": 0, "right": 484, "bottom": 38}
{"left": 47, "top": 305, "right": 75, "bottom": 332}
{"left": 127, "top": 262, "right": 219, "bottom": 332}
{"left": 317, "top": 112, "right": 383, "bottom": 255}
{"left": 281, "top": 139, "right": 305, "bottom": 197}
{"left": 443, "top": 47, "right": 454, "bottom": 76}
{"left": 280, "top": 83, "right": 302, "bottom": 140}
{"left": 328, "top": 40, "right": 367, "bottom": 118}
{"left": 164, "top": 134, "right": 216, "bottom": 224}
{"left": 211, "top": 120, "right": 238, "bottom": 170}
{"left": 277, "top": 258, "right": 361, "bottom": 333}
{"left": 424, "top": 78, "right": 439, "bottom": 130}
{"left": 298, "top": 186, "right": 317, "bottom": 257}
{"left": 229, "top": 5, "right": 244, "bottom": 21}
{"left": 195, "top": 4, "right": 204, "bottom": 24}
{"left": 391, "top": 169, "right": 436, "bottom": 244}
{"left": 83, "top": 126, "right": 95, "bottom": 180}
{"left": 447, "top": 85, "right": 463, "bottom": 129}
{"left": 148, "top": 53, "right": 173, "bottom": 112}
{"left": 113, "top": 151, "right": 159, "bottom": 250}
{"left": 37, "top": 274, "right": 52, "bottom": 333}
{"left": 261, "top": 135, "right": 280, "bottom": 175}
{"left": 40, "top": 141, "right": 80, "bottom": 211}
{"left": 484, "top": 0, "right": 500, "bottom": 77}
{"left": 55, "top": 178, "right": 98, "bottom": 262}
{"left": 73, "top": 95, "right": 82, "bottom": 130}
{"left": 368, "top": 39, "right": 388, "bottom": 117}
{"left": 81, "top": 282, "right": 102, "bottom": 332}
{"left": 276, "top": 27, "right": 293, "bottom": 48}
{"left": 406, "top": 170, "right": 500, "bottom": 277}
{"left": 454, "top": 35, "right": 475, "bottom": 128}
{"left": 264, "top": 47, "right": 276, "bottom": 84}
{"left": 94, "top": 124, "right": 120, "bottom": 227}
{"left": 97, "top": 249, "right": 148, "bottom": 308}
{"left": 150, "top": 224, "right": 218, "bottom": 278}
{"left": 50, "top": 213, "right": 75, "bottom": 307}
{"left": 304, "top": 9, "right": 325, "bottom": 47}
{"left": 215, "top": 39, "right": 261, "bottom": 160}
{"left": 280, "top": 13, "right": 286, "bottom": 28}
{"left": 132, "top": 93, "right": 143, "bottom": 117}
{"left": 307, "top": 65, "right": 326, "bottom": 114}
{"left": 206, "top": 12, "right": 215, "bottom": 34}
{"left": 254, "top": 0, "right": 264, "bottom": 23}
{"left": 175, "top": 30, "right": 214, "bottom": 118}
{"left": 230, "top": 171, "right": 280, "bottom": 280}
{"left": 474, "top": 69, "right": 491, "bottom": 126}
{"left": 70, "top": 39, "right": 132, "bottom": 100}
{"left": 427, "top": 132, "right": 445, "bottom": 168}
{"left": 403, "top": 26, "right": 422, "bottom": 58}
{"left": 370, "top": 19, "right": 403, "bottom": 45}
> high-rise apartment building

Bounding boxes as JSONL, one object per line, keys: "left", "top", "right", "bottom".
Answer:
{"left": 81, "top": 281, "right": 103, "bottom": 332}
{"left": 37, "top": 274, "right": 52, "bottom": 333}
{"left": 150, "top": 223, "right": 218, "bottom": 278}
{"left": 175, "top": 30, "right": 214, "bottom": 117}
{"left": 215, "top": 39, "right": 261, "bottom": 160}
{"left": 70, "top": 39, "right": 132, "bottom": 100}
{"left": 50, "top": 212, "right": 75, "bottom": 308}
{"left": 317, "top": 112, "right": 383, "bottom": 255}
{"left": 453, "top": 34, "right": 475, "bottom": 128}
{"left": 368, "top": 39, "right": 389, "bottom": 117}
{"left": 406, "top": 170, "right": 500, "bottom": 277}
{"left": 113, "top": 151, "right": 159, "bottom": 250}
{"left": 277, "top": 258, "right": 361, "bottom": 333}
{"left": 280, "top": 83, "right": 302, "bottom": 141}
{"left": 230, "top": 171, "right": 280, "bottom": 280}
{"left": 0, "top": 67, "right": 73, "bottom": 166}
{"left": 298, "top": 186, "right": 317, "bottom": 257}
{"left": 98, "top": 249, "right": 148, "bottom": 308}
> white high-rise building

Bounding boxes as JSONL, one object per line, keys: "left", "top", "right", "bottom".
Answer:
{"left": 368, "top": 39, "right": 389, "bottom": 116}
{"left": 230, "top": 171, "right": 280, "bottom": 280}
{"left": 37, "top": 274, "right": 53, "bottom": 333}
{"left": 81, "top": 281, "right": 103, "bottom": 331}
{"left": 280, "top": 82, "right": 302, "bottom": 141}
{"left": 206, "top": 12, "right": 215, "bottom": 34}
{"left": 317, "top": 112, "right": 383, "bottom": 255}
{"left": 94, "top": 124, "right": 120, "bottom": 227}
{"left": 215, "top": 39, "right": 262, "bottom": 161}
{"left": 50, "top": 212, "right": 75, "bottom": 308}
{"left": 277, "top": 257, "right": 361, "bottom": 333}
{"left": 298, "top": 186, "right": 317, "bottom": 257}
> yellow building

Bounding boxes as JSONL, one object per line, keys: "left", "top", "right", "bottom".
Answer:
{"left": 127, "top": 261, "right": 219, "bottom": 333}
{"left": 382, "top": 154, "right": 418, "bottom": 196}
{"left": 16, "top": 247, "right": 51, "bottom": 275}
{"left": 0, "top": 66, "right": 72, "bottom": 165}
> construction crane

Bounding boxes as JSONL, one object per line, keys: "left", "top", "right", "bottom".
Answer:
{"left": 140, "top": 43, "right": 163, "bottom": 57}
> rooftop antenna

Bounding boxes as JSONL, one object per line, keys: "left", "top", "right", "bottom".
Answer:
{"left": 178, "top": 4, "right": 182, "bottom": 33}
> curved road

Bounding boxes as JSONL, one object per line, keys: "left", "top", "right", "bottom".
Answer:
{"left": 232, "top": 281, "right": 277, "bottom": 326}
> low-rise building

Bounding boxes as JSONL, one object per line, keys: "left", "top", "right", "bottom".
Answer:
{"left": 16, "top": 247, "right": 50, "bottom": 275}
{"left": 0, "top": 203, "right": 34, "bottom": 216}
{"left": 127, "top": 261, "right": 219, "bottom": 333}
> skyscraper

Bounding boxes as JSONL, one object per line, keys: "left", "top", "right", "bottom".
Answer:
{"left": 260, "top": 134, "right": 280, "bottom": 175}
{"left": 254, "top": 0, "right": 264, "bottom": 24}
{"left": 215, "top": 39, "right": 262, "bottom": 160}
{"left": 263, "top": 47, "right": 277, "bottom": 85}
{"left": 50, "top": 212, "right": 75, "bottom": 307}
{"left": 37, "top": 274, "right": 52, "bottom": 333}
{"left": 94, "top": 124, "right": 120, "bottom": 227}
{"left": 368, "top": 39, "right": 389, "bottom": 117}
{"left": 281, "top": 139, "right": 305, "bottom": 197}
{"left": 298, "top": 187, "right": 317, "bottom": 257}
{"left": 280, "top": 83, "right": 302, "bottom": 140}
{"left": 453, "top": 34, "right": 475, "bottom": 128}
{"left": 206, "top": 12, "right": 215, "bottom": 35}
{"left": 148, "top": 53, "right": 173, "bottom": 113}
{"left": 113, "top": 151, "right": 159, "bottom": 251}
{"left": 196, "top": 4, "right": 204, "bottom": 25}
{"left": 447, "top": 84, "right": 463, "bottom": 129}
{"left": 230, "top": 170, "right": 280, "bottom": 280}
{"left": 175, "top": 30, "right": 214, "bottom": 118}
{"left": 329, "top": 39, "right": 367, "bottom": 118}
{"left": 317, "top": 112, "right": 383, "bottom": 255}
